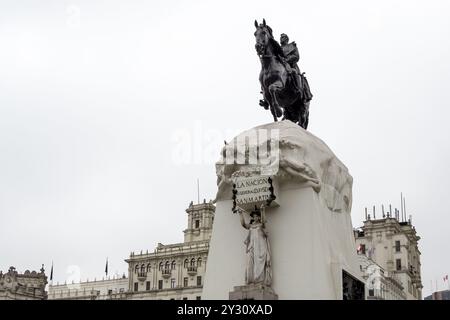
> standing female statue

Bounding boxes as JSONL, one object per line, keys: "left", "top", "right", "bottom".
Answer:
{"left": 238, "top": 205, "right": 272, "bottom": 286}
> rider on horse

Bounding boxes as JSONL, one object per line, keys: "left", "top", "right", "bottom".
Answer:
{"left": 255, "top": 19, "right": 312, "bottom": 129}
{"left": 280, "top": 33, "right": 301, "bottom": 91}
{"left": 280, "top": 33, "right": 313, "bottom": 103}
{"left": 259, "top": 31, "right": 313, "bottom": 111}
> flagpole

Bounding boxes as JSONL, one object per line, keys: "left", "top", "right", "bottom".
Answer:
{"left": 50, "top": 261, "right": 54, "bottom": 285}
{"left": 197, "top": 178, "right": 200, "bottom": 204}
{"left": 445, "top": 274, "right": 450, "bottom": 291}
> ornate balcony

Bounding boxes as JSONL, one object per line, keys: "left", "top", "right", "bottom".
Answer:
{"left": 187, "top": 266, "right": 197, "bottom": 276}
{"left": 137, "top": 272, "right": 147, "bottom": 282}
{"left": 162, "top": 269, "right": 171, "bottom": 278}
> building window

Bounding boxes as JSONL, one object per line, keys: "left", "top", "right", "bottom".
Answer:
{"left": 395, "top": 241, "right": 401, "bottom": 252}
{"left": 360, "top": 244, "right": 366, "bottom": 255}
{"left": 396, "top": 259, "right": 402, "bottom": 271}
{"left": 197, "top": 276, "right": 202, "bottom": 286}
{"left": 134, "top": 265, "right": 139, "bottom": 273}
{"left": 134, "top": 282, "right": 138, "bottom": 292}
{"left": 147, "top": 263, "right": 152, "bottom": 273}
{"left": 141, "top": 264, "right": 145, "bottom": 273}
{"left": 196, "top": 296, "right": 201, "bottom": 300}
{"left": 171, "top": 260, "right": 176, "bottom": 270}
{"left": 183, "top": 297, "right": 188, "bottom": 300}
{"left": 197, "top": 257, "right": 202, "bottom": 267}
{"left": 108, "top": 289, "right": 112, "bottom": 295}
{"left": 146, "top": 281, "right": 151, "bottom": 291}
{"left": 159, "top": 262, "right": 164, "bottom": 271}
{"left": 171, "top": 278, "right": 176, "bottom": 288}
{"left": 195, "top": 220, "right": 200, "bottom": 228}
{"left": 184, "top": 277, "right": 188, "bottom": 287}
{"left": 184, "top": 259, "right": 189, "bottom": 268}
{"left": 368, "top": 289, "right": 374, "bottom": 296}
{"left": 158, "top": 280, "right": 163, "bottom": 290}
{"left": 191, "top": 258, "right": 196, "bottom": 266}
{"left": 165, "top": 261, "right": 170, "bottom": 270}
{"left": 119, "top": 288, "right": 124, "bottom": 293}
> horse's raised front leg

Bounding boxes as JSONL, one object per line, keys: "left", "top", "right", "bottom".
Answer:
{"left": 268, "top": 81, "right": 284, "bottom": 122}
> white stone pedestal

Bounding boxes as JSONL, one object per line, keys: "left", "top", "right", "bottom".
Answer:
{"left": 202, "top": 121, "right": 363, "bottom": 300}
{"left": 229, "top": 283, "right": 278, "bottom": 300}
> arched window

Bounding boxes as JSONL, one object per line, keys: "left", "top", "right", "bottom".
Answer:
{"left": 190, "top": 258, "right": 195, "bottom": 266}
{"left": 171, "top": 261, "right": 176, "bottom": 270}
{"left": 197, "top": 257, "right": 202, "bottom": 267}
{"left": 140, "top": 264, "right": 145, "bottom": 273}
{"left": 165, "top": 261, "right": 170, "bottom": 270}
{"left": 146, "top": 263, "right": 151, "bottom": 273}
{"left": 134, "top": 265, "right": 139, "bottom": 273}
{"left": 159, "top": 262, "right": 163, "bottom": 271}
{"left": 184, "top": 259, "right": 189, "bottom": 268}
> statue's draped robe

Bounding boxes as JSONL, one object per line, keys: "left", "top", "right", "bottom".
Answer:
{"left": 244, "top": 223, "right": 272, "bottom": 285}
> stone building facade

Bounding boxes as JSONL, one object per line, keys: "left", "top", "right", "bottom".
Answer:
{"left": 357, "top": 253, "right": 406, "bottom": 300}
{"left": 47, "top": 200, "right": 215, "bottom": 300}
{"left": 48, "top": 200, "right": 423, "bottom": 300}
{"left": 48, "top": 275, "right": 128, "bottom": 300}
{"left": 125, "top": 200, "right": 214, "bottom": 300}
{"left": 424, "top": 289, "right": 450, "bottom": 300}
{"left": 354, "top": 213, "right": 422, "bottom": 300}
{"left": 0, "top": 266, "right": 47, "bottom": 300}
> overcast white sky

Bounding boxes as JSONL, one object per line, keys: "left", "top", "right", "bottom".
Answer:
{"left": 1, "top": 0, "right": 449, "bottom": 298}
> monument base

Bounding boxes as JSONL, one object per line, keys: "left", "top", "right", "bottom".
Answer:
{"left": 202, "top": 121, "right": 361, "bottom": 299}
{"left": 229, "top": 283, "right": 279, "bottom": 300}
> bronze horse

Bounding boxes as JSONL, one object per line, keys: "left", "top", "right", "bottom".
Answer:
{"left": 254, "top": 19, "right": 310, "bottom": 129}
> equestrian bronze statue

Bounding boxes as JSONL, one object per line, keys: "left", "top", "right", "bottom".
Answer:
{"left": 254, "top": 19, "right": 313, "bottom": 129}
